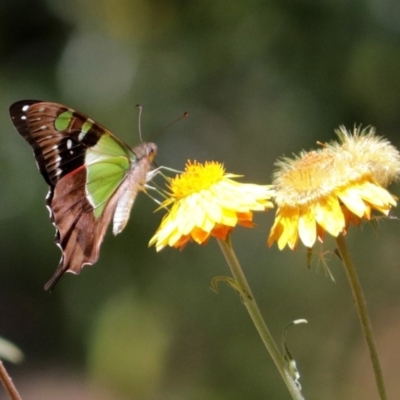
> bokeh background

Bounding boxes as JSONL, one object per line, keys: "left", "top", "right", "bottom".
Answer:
{"left": 1, "top": 0, "right": 400, "bottom": 399}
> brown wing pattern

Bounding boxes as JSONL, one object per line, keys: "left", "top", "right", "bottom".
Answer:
{"left": 44, "top": 168, "right": 118, "bottom": 290}
{"left": 9, "top": 100, "right": 103, "bottom": 185}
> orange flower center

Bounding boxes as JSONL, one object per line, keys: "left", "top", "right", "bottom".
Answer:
{"left": 280, "top": 151, "right": 335, "bottom": 193}
{"left": 170, "top": 161, "right": 225, "bottom": 199}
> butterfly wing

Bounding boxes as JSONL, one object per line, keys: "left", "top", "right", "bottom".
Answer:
{"left": 10, "top": 100, "right": 154, "bottom": 290}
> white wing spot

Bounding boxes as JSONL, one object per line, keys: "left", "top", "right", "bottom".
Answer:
{"left": 41, "top": 125, "right": 47, "bottom": 130}
{"left": 21, "top": 116, "right": 26, "bottom": 120}
{"left": 66, "top": 139, "right": 73, "bottom": 149}
{"left": 45, "top": 203, "right": 53, "bottom": 218}
{"left": 69, "top": 150, "right": 74, "bottom": 155}
{"left": 22, "top": 105, "right": 30, "bottom": 112}
{"left": 38, "top": 107, "right": 45, "bottom": 112}
{"left": 78, "top": 131, "right": 86, "bottom": 141}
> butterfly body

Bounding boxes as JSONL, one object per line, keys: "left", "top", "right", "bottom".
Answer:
{"left": 9, "top": 100, "right": 156, "bottom": 290}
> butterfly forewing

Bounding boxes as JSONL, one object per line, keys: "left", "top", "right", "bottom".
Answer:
{"left": 9, "top": 100, "right": 157, "bottom": 290}
{"left": 9, "top": 100, "right": 134, "bottom": 183}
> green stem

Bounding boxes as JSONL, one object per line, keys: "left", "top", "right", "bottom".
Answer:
{"left": 335, "top": 234, "right": 387, "bottom": 400}
{"left": 217, "top": 237, "right": 304, "bottom": 400}
{"left": 0, "top": 360, "right": 21, "bottom": 400}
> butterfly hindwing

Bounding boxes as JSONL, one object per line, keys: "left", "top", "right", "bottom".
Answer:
{"left": 9, "top": 100, "right": 157, "bottom": 290}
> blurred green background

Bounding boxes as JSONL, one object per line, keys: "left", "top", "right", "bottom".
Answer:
{"left": 1, "top": 0, "right": 400, "bottom": 399}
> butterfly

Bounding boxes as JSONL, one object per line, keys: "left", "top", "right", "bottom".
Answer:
{"left": 9, "top": 100, "right": 157, "bottom": 291}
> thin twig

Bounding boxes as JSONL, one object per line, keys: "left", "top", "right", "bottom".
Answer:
{"left": 0, "top": 360, "right": 22, "bottom": 400}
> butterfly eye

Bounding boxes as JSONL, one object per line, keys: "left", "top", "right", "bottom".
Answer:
{"left": 146, "top": 143, "right": 157, "bottom": 157}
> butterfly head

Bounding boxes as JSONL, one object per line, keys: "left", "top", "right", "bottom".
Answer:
{"left": 137, "top": 142, "right": 157, "bottom": 163}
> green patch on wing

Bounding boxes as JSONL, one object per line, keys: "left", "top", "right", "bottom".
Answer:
{"left": 86, "top": 157, "right": 130, "bottom": 218}
{"left": 81, "top": 120, "right": 93, "bottom": 133}
{"left": 94, "top": 132, "right": 134, "bottom": 157}
{"left": 84, "top": 132, "right": 136, "bottom": 218}
{"left": 55, "top": 110, "right": 73, "bottom": 131}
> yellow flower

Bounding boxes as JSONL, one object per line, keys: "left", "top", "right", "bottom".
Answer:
{"left": 268, "top": 126, "right": 400, "bottom": 250}
{"left": 150, "top": 161, "right": 274, "bottom": 251}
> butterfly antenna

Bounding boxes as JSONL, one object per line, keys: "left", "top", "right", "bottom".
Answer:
{"left": 136, "top": 104, "right": 144, "bottom": 143}
{"left": 148, "top": 111, "right": 189, "bottom": 142}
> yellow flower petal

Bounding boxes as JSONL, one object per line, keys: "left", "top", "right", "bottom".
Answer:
{"left": 268, "top": 208, "right": 299, "bottom": 250}
{"left": 298, "top": 208, "right": 317, "bottom": 248}
{"left": 314, "top": 196, "right": 345, "bottom": 237}
{"left": 337, "top": 187, "right": 368, "bottom": 217}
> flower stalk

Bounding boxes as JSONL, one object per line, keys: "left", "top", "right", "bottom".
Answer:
{"left": 217, "top": 236, "right": 304, "bottom": 400}
{"left": 0, "top": 360, "right": 21, "bottom": 400}
{"left": 335, "top": 234, "right": 388, "bottom": 400}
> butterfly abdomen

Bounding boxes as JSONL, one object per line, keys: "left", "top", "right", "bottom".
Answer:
{"left": 112, "top": 163, "right": 149, "bottom": 235}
